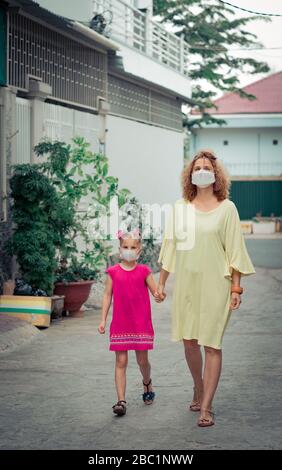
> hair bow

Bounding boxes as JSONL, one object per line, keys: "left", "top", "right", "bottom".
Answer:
{"left": 116, "top": 229, "right": 125, "bottom": 239}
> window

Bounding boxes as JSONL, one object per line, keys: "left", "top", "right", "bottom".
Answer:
{"left": 223, "top": 140, "right": 229, "bottom": 146}
{"left": 273, "top": 139, "right": 278, "bottom": 145}
{"left": 8, "top": 12, "right": 107, "bottom": 109}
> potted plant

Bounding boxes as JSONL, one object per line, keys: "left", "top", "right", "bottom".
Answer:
{"left": 1, "top": 164, "right": 73, "bottom": 327}
{"left": 53, "top": 257, "right": 97, "bottom": 317}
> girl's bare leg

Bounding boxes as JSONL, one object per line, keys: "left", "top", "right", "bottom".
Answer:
{"left": 135, "top": 350, "right": 153, "bottom": 392}
{"left": 115, "top": 351, "right": 128, "bottom": 401}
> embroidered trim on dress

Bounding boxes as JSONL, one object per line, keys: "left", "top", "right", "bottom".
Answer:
{"left": 110, "top": 333, "right": 154, "bottom": 344}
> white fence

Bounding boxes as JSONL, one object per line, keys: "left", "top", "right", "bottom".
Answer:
{"left": 224, "top": 162, "right": 282, "bottom": 177}
{"left": 15, "top": 99, "right": 101, "bottom": 164}
{"left": 43, "top": 103, "right": 101, "bottom": 152}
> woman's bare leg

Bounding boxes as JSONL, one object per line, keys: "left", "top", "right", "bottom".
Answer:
{"left": 200, "top": 346, "right": 222, "bottom": 421}
{"left": 183, "top": 339, "right": 203, "bottom": 391}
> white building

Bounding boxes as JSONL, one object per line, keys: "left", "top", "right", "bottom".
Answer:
{"left": 11, "top": 0, "right": 192, "bottom": 206}
{"left": 190, "top": 72, "right": 282, "bottom": 219}
{"left": 191, "top": 72, "right": 282, "bottom": 177}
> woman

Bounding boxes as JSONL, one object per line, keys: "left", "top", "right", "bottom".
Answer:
{"left": 156, "top": 149, "right": 255, "bottom": 427}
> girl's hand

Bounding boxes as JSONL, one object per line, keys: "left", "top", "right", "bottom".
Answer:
{"left": 153, "top": 291, "right": 166, "bottom": 302}
{"left": 154, "top": 284, "right": 166, "bottom": 302}
{"left": 230, "top": 292, "right": 241, "bottom": 310}
{"left": 98, "top": 321, "right": 106, "bottom": 334}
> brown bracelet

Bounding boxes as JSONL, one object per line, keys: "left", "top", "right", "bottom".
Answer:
{"left": 231, "top": 286, "right": 243, "bottom": 294}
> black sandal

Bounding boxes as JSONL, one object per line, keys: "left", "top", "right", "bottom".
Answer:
{"left": 142, "top": 379, "right": 155, "bottom": 405}
{"left": 112, "top": 400, "right": 127, "bottom": 416}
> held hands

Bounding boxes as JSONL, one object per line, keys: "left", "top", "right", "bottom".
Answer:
{"left": 154, "top": 285, "right": 241, "bottom": 308}
{"left": 153, "top": 284, "right": 167, "bottom": 303}
{"left": 98, "top": 321, "right": 106, "bottom": 334}
{"left": 230, "top": 292, "right": 241, "bottom": 310}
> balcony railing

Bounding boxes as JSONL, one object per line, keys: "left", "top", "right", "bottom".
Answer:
{"left": 92, "top": 0, "right": 189, "bottom": 76}
{"left": 224, "top": 161, "right": 282, "bottom": 177}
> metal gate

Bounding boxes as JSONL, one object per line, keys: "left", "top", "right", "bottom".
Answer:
{"left": 230, "top": 180, "right": 282, "bottom": 219}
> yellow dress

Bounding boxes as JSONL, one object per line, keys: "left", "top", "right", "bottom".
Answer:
{"left": 158, "top": 198, "right": 256, "bottom": 349}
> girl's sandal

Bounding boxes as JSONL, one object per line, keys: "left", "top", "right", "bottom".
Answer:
{"left": 197, "top": 408, "right": 215, "bottom": 427}
{"left": 142, "top": 379, "right": 155, "bottom": 405}
{"left": 112, "top": 400, "right": 127, "bottom": 416}
{"left": 189, "top": 387, "right": 203, "bottom": 412}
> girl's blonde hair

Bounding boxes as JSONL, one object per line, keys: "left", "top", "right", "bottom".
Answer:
{"left": 182, "top": 149, "right": 230, "bottom": 202}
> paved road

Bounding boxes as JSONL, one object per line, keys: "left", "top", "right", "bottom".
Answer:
{"left": 0, "top": 240, "right": 281, "bottom": 450}
{"left": 245, "top": 239, "right": 282, "bottom": 269}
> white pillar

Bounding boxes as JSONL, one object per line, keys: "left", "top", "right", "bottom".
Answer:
{"left": 0, "top": 86, "right": 17, "bottom": 222}
{"left": 27, "top": 79, "right": 52, "bottom": 162}
{"left": 144, "top": 7, "right": 153, "bottom": 56}
{"left": 180, "top": 33, "right": 185, "bottom": 74}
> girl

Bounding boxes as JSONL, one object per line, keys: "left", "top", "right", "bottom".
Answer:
{"left": 98, "top": 228, "right": 164, "bottom": 416}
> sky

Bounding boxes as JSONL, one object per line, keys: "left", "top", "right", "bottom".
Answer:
{"left": 219, "top": 0, "right": 282, "bottom": 88}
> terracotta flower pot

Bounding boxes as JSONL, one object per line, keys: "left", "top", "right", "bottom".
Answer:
{"left": 54, "top": 280, "right": 94, "bottom": 318}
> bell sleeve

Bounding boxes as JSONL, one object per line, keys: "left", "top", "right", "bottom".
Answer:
{"left": 158, "top": 206, "right": 176, "bottom": 273}
{"left": 224, "top": 202, "right": 256, "bottom": 280}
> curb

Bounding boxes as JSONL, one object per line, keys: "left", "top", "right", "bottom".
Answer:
{"left": 0, "top": 315, "right": 42, "bottom": 354}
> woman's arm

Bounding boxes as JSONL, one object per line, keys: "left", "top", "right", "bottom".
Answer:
{"left": 156, "top": 268, "right": 170, "bottom": 300}
{"left": 98, "top": 275, "right": 113, "bottom": 333}
{"left": 232, "top": 269, "right": 241, "bottom": 288}
{"left": 230, "top": 268, "right": 242, "bottom": 310}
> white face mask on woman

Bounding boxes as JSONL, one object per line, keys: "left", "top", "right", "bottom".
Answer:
{"left": 192, "top": 169, "right": 215, "bottom": 188}
{"left": 120, "top": 248, "right": 139, "bottom": 262}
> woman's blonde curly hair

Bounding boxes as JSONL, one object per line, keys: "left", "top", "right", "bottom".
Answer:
{"left": 181, "top": 149, "right": 231, "bottom": 202}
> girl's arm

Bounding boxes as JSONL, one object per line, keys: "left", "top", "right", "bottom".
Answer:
{"left": 98, "top": 275, "right": 113, "bottom": 334}
{"left": 146, "top": 274, "right": 166, "bottom": 303}
{"left": 156, "top": 268, "right": 170, "bottom": 300}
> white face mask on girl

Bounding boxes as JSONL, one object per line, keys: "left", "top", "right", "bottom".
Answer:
{"left": 120, "top": 248, "right": 139, "bottom": 262}
{"left": 192, "top": 169, "right": 215, "bottom": 188}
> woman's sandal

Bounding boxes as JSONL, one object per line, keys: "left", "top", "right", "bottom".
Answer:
{"left": 189, "top": 387, "right": 203, "bottom": 412}
{"left": 112, "top": 400, "right": 127, "bottom": 416}
{"left": 142, "top": 379, "right": 155, "bottom": 405}
{"left": 197, "top": 408, "right": 215, "bottom": 427}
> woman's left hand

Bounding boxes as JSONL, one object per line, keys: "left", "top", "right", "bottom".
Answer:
{"left": 230, "top": 292, "right": 241, "bottom": 310}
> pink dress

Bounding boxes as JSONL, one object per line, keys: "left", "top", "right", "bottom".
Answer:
{"left": 105, "top": 263, "right": 154, "bottom": 351}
